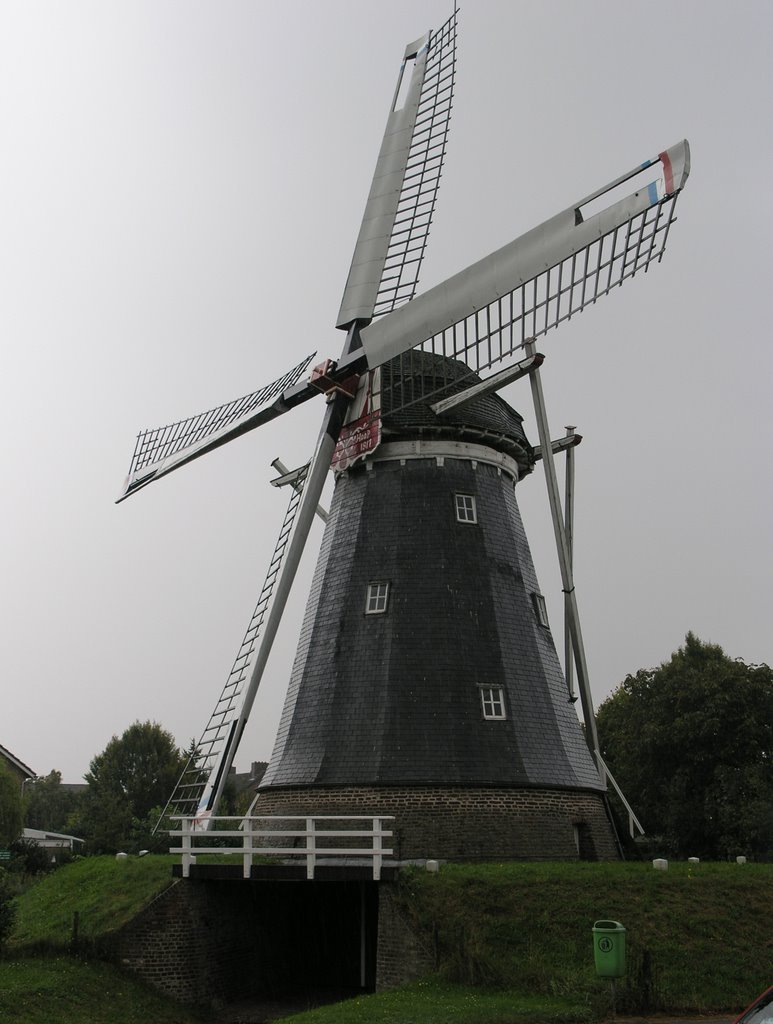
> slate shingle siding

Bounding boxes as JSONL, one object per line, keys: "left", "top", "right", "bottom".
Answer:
{"left": 260, "top": 358, "right": 618, "bottom": 860}
{"left": 262, "top": 455, "right": 601, "bottom": 792}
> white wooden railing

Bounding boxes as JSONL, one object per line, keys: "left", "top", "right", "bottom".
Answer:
{"left": 170, "top": 815, "right": 394, "bottom": 880}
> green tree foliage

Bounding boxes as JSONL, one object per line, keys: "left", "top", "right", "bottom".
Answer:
{"left": 0, "top": 868, "right": 16, "bottom": 951}
{"left": 0, "top": 764, "right": 23, "bottom": 850}
{"left": 597, "top": 633, "right": 773, "bottom": 860}
{"left": 70, "top": 722, "right": 185, "bottom": 854}
{"left": 24, "top": 770, "right": 80, "bottom": 833}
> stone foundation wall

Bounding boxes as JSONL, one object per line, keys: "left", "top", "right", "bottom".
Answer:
{"left": 254, "top": 785, "right": 620, "bottom": 861}
{"left": 105, "top": 880, "right": 257, "bottom": 1004}
{"left": 107, "top": 877, "right": 379, "bottom": 1004}
{"left": 376, "top": 882, "right": 435, "bottom": 990}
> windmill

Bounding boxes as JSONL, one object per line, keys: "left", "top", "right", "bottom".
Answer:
{"left": 119, "top": 9, "right": 689, "bottom": 858}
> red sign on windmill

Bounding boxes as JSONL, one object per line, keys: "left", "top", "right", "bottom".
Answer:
{"left": 331, "top": 368, "right": 381, "bottom": 472}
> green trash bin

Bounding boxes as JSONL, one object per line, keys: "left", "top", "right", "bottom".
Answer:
{"left": 593, "top": 920, "right": 626, "bottom": 978}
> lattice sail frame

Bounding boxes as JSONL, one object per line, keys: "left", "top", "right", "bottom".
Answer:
{"left": 383, "top": 193, "right": 681, "bottom": 411}
{"left": 120, "top": 353, "right": 315, "bottom": 500}
{"left": 371, "top": 10, "right": 457, "bottom": 319}
{"left": 158, "top": 463, "right": 310, "bottom": 827}
{"left": 336, "top": 8, "right": 457, "bottom": 328}
{"left": 357, "top": 141, "right": 690, "bottom": 414}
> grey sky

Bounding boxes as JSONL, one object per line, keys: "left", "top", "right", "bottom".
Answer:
{"left": 2, "top": 1, "right": 771, "bottom": 784}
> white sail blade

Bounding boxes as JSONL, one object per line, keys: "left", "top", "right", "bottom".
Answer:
{"left": 118, "top": 353, "right": 316, "bottom": 501}
{"left": 336, "top": 9, "right": 458, "bottom": 329}
{"left": 354, "top": 140, "right": 690, "bottom": 375}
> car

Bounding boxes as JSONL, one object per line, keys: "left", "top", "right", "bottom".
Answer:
{"left": 734, "top": 986, "right": 773, "bottom": 1024}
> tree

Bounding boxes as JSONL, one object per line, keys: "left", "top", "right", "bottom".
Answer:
{"left": 24, "top": 770, "right": 80, "bottom": 834}
{"left": 0, "top": 868, "right": 16, "bottom": 951}
{"left": 0, "top": 764, "right": 23, "bottom": 850}
{"left": 70, "top": 721, "right": 185, "bottom": 854}
{"left": 597, "top": 633, "right": 773, "bottom": 860}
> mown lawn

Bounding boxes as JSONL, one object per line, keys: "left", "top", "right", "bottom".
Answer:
{"left": 277, "top": 978, "right": 595, "bottom": 1024}
{"left": 6, "top": 857, "right": 771, "bottom": 1022}
{"left": 393, "top": 860, "right": 772, "bottom": 1016}
{"left": 10, "top": 855, "right": 175, "bottom": 950}
{"left": 0, "top": 957, "right": 204, "bottom": 1024}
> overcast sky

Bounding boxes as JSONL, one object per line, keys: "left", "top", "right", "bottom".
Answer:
{"left": 2, "top": 1, "right": 771, "bottom": 784}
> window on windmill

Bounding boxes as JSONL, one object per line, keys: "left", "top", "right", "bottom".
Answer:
{"left": 532, "top": 592, "right": 550, "bottom": 628}
{"left": 480, "top": 686, "right": 506, "bottom": 720}
{"left": 366, "top": 581, "right": 390, "bottom": 615}
{"left": 455, "top": 493, "right": 477, "bottom": 524}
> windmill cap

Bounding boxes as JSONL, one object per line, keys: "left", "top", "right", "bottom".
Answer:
{"left": 380, "top": 352, "right": 534, "bottom": 475}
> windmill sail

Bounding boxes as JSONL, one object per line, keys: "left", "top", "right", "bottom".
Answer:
{"left": 336, "top": 9, "right": 457, "bottom": 329}
{"left": 158, "top": 463, "right": 310, "bottom": 827}
{"left": 118, "top": 353, "right": 316, "bottom": 501}
{"left": 349, "top": 140, "right": 690, "bottom": 410}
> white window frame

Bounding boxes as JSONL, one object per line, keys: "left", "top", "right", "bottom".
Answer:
{"left": 455, "top": 493, "right": 477, "bottom": 524}
{"left": 365, "top": 581, "right": 390, "bottom": 615}
{"left": 479, "top": 685, "right": 507, "bottom": 720}
{"left": 532, "top": 592, "right": 550, "bottom": 628}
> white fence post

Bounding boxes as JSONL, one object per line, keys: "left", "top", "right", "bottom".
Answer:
{"left": 306, "top": 817, "right": 316, "bottom": 880}
{"left": 243, "top": 817, "right": 254, "bottom": 879}
{"left": 181, "top": 818, "right": 191, "bottom": 878}
{"left": 372, "top": 817, "right": 383, "bottom": 880}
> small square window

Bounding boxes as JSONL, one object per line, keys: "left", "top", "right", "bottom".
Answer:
{"left": 366, "top": 581, "right": 389, "bottom": 614}
{"left": 480, "top": 686, "right": 506, "bottom": 720}
{"left": 532, "top": 593, "right": 549, "bottom": 628}
{"left": 455, "top": 493, "right": 477, "bottom": 524}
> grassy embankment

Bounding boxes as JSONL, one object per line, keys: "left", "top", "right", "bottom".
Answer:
{"left": 9, "top": 854, "right": 174, "bottom": 950}
{"left": 4, "top": 856, "right": 772, "bottom": 1024}
{"left": 4, "top": 855, "right": 204, "bottom": 1024}
{"left": 278, "top": 861, "right": 772, "bottom": 1023}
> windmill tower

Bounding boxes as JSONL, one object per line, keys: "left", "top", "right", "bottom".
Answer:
{"left": 256, "top": 352, "right": 616, "bottom": 859}
{"left": 119, "top": 10, "right": 690, "bottom": 861}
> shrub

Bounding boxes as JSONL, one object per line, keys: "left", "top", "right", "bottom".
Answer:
{"left": 0, "top": 868, "right": 17, "bottom": 953}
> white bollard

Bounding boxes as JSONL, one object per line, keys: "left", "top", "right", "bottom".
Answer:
{"left": 652, "top": 858, "right": 668, "bottom": 871}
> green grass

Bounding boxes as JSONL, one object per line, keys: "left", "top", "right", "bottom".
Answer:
{"left": 7, "top": 857, "right": 771, "bottom": 1022}
{"left": 393, "top": 861, "right": 773, "bottom": 1016}
{"left": 10, "top": 855, "right": 175, "bottom": 950}
{"left": 277, "top": 978, "right": 595, "bottom": 1024}
{"left": 0, "top": 957, "right": 203, "bottom": 1024}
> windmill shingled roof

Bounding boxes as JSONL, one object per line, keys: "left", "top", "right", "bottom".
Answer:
{"left": 380, "top": 353, "right": 534, "bottom": 475}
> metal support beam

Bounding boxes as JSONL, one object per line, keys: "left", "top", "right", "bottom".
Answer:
{"left": 532, "top": 432, "right": 582, "bottom": 463}
{"left": 563, "top": 426, "right": 578, "bottom": 704}
{"left": 525, "top": 341, "right": 603, "bottom": 781}
{"left": 429, "top": 351, "right": 544, "bottom": 415}
{"left": 598, "top": 757, "right": 645, "bottom": 838}
{"left": 271, "top": 458, "right": 329, "bottom": 523}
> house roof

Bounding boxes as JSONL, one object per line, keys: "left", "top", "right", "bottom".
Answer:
{"left": 23, "top": 828, "right": 84, "bottom": 845}
{"left": 0, "top": 744, "right": 36, "bottom": 779}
